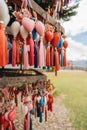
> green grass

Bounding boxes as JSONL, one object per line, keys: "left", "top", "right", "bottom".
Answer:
{"left": 44, "top": 70, "right": 87, "bottom": 130}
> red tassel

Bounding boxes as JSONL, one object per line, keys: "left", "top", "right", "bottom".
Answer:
{"left": 57, "top": 48, "right": 61, "bottom": 66}
{"left": 0, "top": 23, "right": 8, "bottom": 67}
{"left": 28, "top": 33, "right": 34, "bottom": 66}
{"left": 46, "top": 42, "right": 50, "bottom": 66}
{"left": 50, "top": 46, "right": 54, "bottom": 66}
{"left": 0, "top": 113, "right": 4, "bottom": 130}
{"left": 12, "top": 38, "right": 17, "bottom": 67}
{"left": 14, "top": 90, "right": 19, "bottom": 107}
{"left": 24, "top": 114, "right": 30, "bottom": 130}
{"left": 16, "top": 41, "right": 20, "bottom": 64}
{"left": 55, "top": 48, "right": 60, "bottom": 76}
{"left": 45, "top": 107, "right": 47, "bottom": 122}
{"left": 21, "top": 0, "right": 27, "bottom": 8}
{"left": 12, "top": 122, "right": 16, "bottom": 130}
{"left": 4, "top": 119, "right": 9, "bottom": 129}
{"left": 48, "top": 92, "right": 53, "bottom": 112}
{"left": 42, "top": 105, "right": 44, "bottom": 113}
{"left": 55, "top": 49, "right": 60, "bottom": 71}
{"left": 23, "top": 44, "right": 29, "bottom": 69}
{"left": 63, "top": 49, "right": 67, "bottom": 66}
{"left": 24, "top": 118, "right": 27, "bottom": 130}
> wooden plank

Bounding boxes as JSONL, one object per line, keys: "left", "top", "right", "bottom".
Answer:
{"left": 30, "top": 0, "right": 64, "bottom": 33}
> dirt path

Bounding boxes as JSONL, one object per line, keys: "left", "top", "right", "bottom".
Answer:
{"left": 15, "top": 94, "right": 75, "bottom": 130}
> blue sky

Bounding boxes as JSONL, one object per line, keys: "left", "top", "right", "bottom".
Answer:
{"left": 70, "top": 32, "right": 87, "bottom": 46}
{"left": 62, "top": 0, "right": 87, "bottom": 61}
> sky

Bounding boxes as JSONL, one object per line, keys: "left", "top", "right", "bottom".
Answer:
{"left": 62, "top": 0, "right": 87, "bottom": 61}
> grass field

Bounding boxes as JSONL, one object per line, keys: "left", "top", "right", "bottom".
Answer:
{"left": 44, "top": 70, "right": 87, "bottom": 130}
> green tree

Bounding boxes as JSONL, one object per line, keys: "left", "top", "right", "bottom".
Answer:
{"left": 59, "top": 3, "right": 79, "bottom": 21}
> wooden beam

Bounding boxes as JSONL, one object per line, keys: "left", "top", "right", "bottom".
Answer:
{"left": 30, "top": 0, "right": 64, "bottom": 33}
{"left": 7, "top": 0, "right": 64, "bottom": 33}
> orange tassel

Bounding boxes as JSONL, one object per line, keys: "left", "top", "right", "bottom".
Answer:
{"left": 56, "top": 49, "right": 60, "bottom": 71}
{"left": 63, "top": 49, "right": 67, "bottom": 66}
{"left": 46, "top": 42, "right": 50, "bottom": 66}
{"left": 16, "top": 42, "right": 20, "bottom": 64}
{"left": 55, "top": 48, "right": 60, "bottom": 76}
{"left": 50, "top": 46, "right": 54, "bottom": 66}
{"left": 0, "top": 22, "right": 8, "bottom": 67}
{"left": 28, "top": 33, "right": 34, "bottom": 66}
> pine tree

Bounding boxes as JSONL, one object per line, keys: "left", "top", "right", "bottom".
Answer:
{"left": 59, "top": 3, "right": 79, "bottom": 21}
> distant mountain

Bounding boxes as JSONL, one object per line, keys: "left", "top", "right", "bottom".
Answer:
{"left": 72, "top": 60, "right": 87, "bottom": 68}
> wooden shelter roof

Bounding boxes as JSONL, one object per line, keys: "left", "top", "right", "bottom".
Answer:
{"left": 7, "top": 0, "right": 65, "bottom": 33}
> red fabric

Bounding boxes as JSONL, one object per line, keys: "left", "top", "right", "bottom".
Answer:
{"left": 48, "top": 93, "right": 53, "bottom": 103}
{"left": 46, "top": 44, "right": 50, "bottom": 66}
{"left": 8, "top": 109, "right": 16, "bottom": 122}
{"left": 45, "top": 107, "right": 47, "bottom": 122}
{"left": 9, "top": 87, "right": 14, "bottom": 95}
{"left": 21, "top": 0, "right": 27, "bottom": 8}
{"left": 16, "top": 42, "right": 20, "bottom": 64}
{"left": 50, "top": 47, "right": 54, "bottom": 66}
{"left": 51, "top": 32, "right": 60, "bottom": 47}
{"left": 28, "top": 34, "right": 34, "bottom": 66}
{"left": 12, "top": 38, "right": 17, "bottom": 67}
{"left": 63, "top": 40, "right": 68, "bottom": 48}
{"left": 62, "top": 34, "right": 67, "bottom": 39}
{"left": 14, "top": 89, "right": 19, "bottom": 106}
{"left": 11, "top": 122, "right": 16, "bottom": 130}
{"left": 24, "top": 118, "right": 27, "bottom": 130}
{"left": 48, "top": 102, "right": 53, "bottom": 112}
{"left": 0, "top": 23, "right": 8, "bottom": 67}
{"left": 66, "top": 0, "right": 69, "bottom": 6}
{"left": 55, "top": 49, "right": 60, "bottom": 71}
{"left": 48, "top": 92, "right": 53, "bottom": 112}
{"left": 4, "top": 119, "right": 9, "bottom": 129}
{"left": 24, "top": 114, "right": 30, "bottom": 130}
{"left": 0, "top": 113, "right": 5, "bottom": 124}
{"left": 17, "top": 32, "right": 24, "bottom": 43}
{"left": 63, "top": 49, "right": 67, "bottom": 66}
{"left": 23, "top": 44, "right": 29, "bottom": 69}
{"left": 8, "top": 122, "right": 16, "bottom": 130}
{"left": 45, "top": 31, "right": 53, "bottom": 42}
{"left": 14, "top": 90, "right": 19, "bottom": 95}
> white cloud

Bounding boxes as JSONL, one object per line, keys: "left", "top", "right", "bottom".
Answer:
{"left": 66, "top": 37, "right": 87, "bottom": 60}
{"left": 61, "top": 0, "right": 87, "bottom": 61}
{"left": 62, "top": 0, "right": 87, "bottom": 36}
